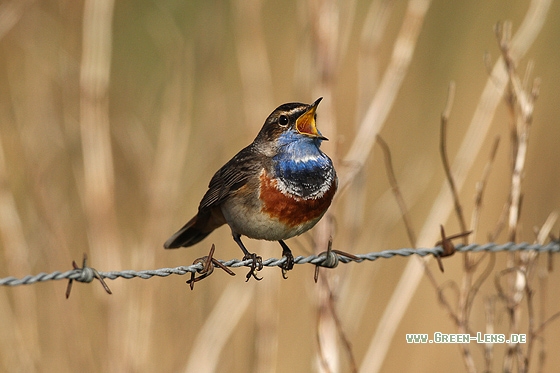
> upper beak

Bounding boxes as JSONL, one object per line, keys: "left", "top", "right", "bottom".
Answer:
{"left": 295, "top": 97, "right": 328, "bottom": 140}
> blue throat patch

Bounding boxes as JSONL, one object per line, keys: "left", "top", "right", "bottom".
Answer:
{"left": 273, "top": 132, "right": 334, "bottom": 198}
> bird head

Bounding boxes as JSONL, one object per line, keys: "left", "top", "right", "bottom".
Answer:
{"left": 254, "top": 98, "right": 327, "bottom": 155}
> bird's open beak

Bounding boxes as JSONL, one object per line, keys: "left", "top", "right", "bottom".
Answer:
{"left": 295, "top": 97, "right": 328, "bottom": 140}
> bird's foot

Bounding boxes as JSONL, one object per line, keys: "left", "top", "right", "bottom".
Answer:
{"left": 278, "top": 240, "right": 294, "bottom": 279}
{"left": 280, "top": 251, "right": 294, "bottom": 279}
{"left": 243, "top": 253, "right": 263, "bottom": 282}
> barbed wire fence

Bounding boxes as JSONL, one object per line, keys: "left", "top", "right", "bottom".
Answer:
{"left": 1, "top": 241, "right": 558, "bottom": 295}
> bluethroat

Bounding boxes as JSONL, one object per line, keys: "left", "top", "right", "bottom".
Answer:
{"left": 164, "top": 98, "right": 337, "bottom": 280}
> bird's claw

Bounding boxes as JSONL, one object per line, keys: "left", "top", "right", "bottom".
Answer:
{"left": 280, "top": 251, "right": 294, "bottom": 279}
{"left": 243, "top": 253, "right": 263, "bottom": 281}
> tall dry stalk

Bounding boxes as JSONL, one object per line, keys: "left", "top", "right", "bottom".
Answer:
{"left": 308, "top": 0, "right": 343, "bottom": 371}
{"left": 0, "top": 132, "right": 38, "bottom": 371}
{"left": 232, "top": 1, "right": 278, "bottom": 372}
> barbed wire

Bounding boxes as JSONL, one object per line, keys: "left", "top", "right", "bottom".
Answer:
{"left": 1, "top": 241, "right": 558, "bottom": 292}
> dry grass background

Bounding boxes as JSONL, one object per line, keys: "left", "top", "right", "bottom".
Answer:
{"left": 1, "top": 0, "right": 560, "bottom": 372}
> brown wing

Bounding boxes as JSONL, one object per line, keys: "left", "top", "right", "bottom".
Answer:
{"left": 198, "top": 143, "right": 263, "bottom": 211}
{"left": 164, "top": 144, "right": 264, "bottom": 249}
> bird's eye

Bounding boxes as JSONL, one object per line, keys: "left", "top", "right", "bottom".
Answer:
{"left": 278, "top": 115, "right": 289, "bottom": 127}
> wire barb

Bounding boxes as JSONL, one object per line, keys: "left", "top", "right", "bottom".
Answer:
{"left": 186, "top": 244, "right": 235, "bottom": 290}
{"left": 314, "top": 237, "right": 361, "bottom": 282}
{"left": 65, "top": 253, "right": 112, "bottom": 298}
{"left": 433, "top": 226, "right": 472, "bottom": 273}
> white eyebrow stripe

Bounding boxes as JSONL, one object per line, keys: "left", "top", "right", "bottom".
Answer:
{"left": 285, "top": 107, "right": 306, "bottom": 117}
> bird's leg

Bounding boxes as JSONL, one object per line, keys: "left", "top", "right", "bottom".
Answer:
{"left": 278, "top": 240, "right": 294, "bottom": 279}
{"left": 232, "top": 233, "right": 263, "bottom": 281}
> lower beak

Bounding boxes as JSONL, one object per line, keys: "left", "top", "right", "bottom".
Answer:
{"left": 296, "top": 97, "right": 328, "bottom": 140}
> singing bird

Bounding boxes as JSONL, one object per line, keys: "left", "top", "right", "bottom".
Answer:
{"left": 164, "top": 98, "right": 337, "bottom": 280}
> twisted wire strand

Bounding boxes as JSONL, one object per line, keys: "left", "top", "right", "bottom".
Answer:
{"left": 1, "top": 241, "right": 559, "bottom": 287}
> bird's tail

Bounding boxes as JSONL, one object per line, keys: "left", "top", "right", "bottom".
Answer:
{"left": 163, "top": 215, "right": 208, "bottom": 248}
{"left": 164, "top": 210, "right": 224, "bottom": 249}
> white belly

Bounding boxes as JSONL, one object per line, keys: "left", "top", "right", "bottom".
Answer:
{"left": 220, "top": 197, "right": 319, "bottom": 241}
